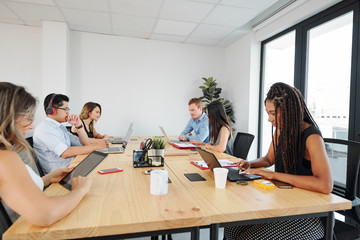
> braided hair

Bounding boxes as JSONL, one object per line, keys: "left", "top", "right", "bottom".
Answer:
{"left": 265, "top": 82, "right": 317, "bottom": 174}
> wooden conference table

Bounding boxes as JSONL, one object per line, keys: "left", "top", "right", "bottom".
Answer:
{"left": 3, "top": 137, "right": 351, "bottom": 240}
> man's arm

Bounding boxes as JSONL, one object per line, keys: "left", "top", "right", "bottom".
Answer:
{"left": 179, "top": 119, "right": 193, "bottom": 140}
{"left": 186, "top": 122, "right": 209, "bottom": 142}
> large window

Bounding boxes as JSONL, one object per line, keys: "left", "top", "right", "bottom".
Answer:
{"left": 259, "top": 0, "right": 360, "bottom": 157}
{"left": 306, "top": 12, "right": 353, "bottom": 140}
{"left": 260, "top": 31, "right": 295, "bottom": 155}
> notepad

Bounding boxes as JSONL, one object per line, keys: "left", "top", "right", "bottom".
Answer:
{"left": 191, "top": 159, "right": 236, "bottom": 170}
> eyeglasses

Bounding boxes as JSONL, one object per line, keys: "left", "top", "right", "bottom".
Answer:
{"left": 55, "top": 107, "right": 70, "bottom": 112}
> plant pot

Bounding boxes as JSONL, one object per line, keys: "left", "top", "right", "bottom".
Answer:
{"left": 151, "top": 149, "right": 165, "bottom": 166}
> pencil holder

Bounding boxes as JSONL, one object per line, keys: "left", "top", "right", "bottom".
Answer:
{"left": 133, "top": 149, "right": 164, "bottom": 168}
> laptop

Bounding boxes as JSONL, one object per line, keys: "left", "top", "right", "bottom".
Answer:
{"left": 59, "top": 151, "right": 108, "bottom": 190}
{"left": 107, "top": 123, "right": 134, "bottom": 144}
{"left": 196, "top": 148, "right": 261, "bottom": 182}
{"left": 159, "top": 126, "right": 197, "bottom": 149}
{"left": 99, "top": 128, "right": 133, "bottom": 154}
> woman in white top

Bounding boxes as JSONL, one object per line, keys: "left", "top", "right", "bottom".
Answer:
{"left": 0, "top": 82, "right": 91, "bottom": 226}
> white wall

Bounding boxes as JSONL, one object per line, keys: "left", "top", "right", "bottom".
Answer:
{"left": 69, "top": 32, "right": 225, "bottom": 136}
{"left": 0, "top": 23, "right": 43, "bottom": 132}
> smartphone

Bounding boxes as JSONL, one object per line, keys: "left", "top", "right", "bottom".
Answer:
{"left": 98, "top": 168, "right": 123, "bottom": 174}
{"left": 271, "top": 179, "right": 293, "bottom": 189}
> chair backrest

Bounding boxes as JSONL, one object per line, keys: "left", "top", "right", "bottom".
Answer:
{"left": 25, "top": 136, "right": 44, "bottom": 177}
{"left": 0, "top": 202, "right": 12, "bottom": 239}
{"left": 324, "top": 138, "right": 360, "bottom": 223}
{"left": 25, "top": 136, "right": 33, "bottom": 148}
{"left": 233, "top": 132, "right": 255, "bottom": 160}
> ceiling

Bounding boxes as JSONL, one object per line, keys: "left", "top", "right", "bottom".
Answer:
{"left": 0, "top": 0, "right": 294, "bottom": 47}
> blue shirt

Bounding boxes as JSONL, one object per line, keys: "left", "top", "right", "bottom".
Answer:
{"left": 33, "top": 117, "right": 82, "bottom": 174}
{"left": 180, "top": 112, "right": 209, "bottom": 142}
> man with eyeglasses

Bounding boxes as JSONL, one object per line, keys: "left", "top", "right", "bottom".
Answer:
{"left": 33, "top": 93, "right": 108, "bottom": 174}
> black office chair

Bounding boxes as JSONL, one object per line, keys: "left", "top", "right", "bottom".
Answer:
{"left": 324, "top": 138, "right": 360, "bottom": 240}
{"left": 25, "top": 136, "right": 44, "bottom": 177}
{"left": 0, "top": 202, "right": 12, "bottom": 240}
{"left": 232, "top": 132, "right": 255, "bottom": 160}
{"left": 66, "top": 126, "right": 72, "bottom": 133}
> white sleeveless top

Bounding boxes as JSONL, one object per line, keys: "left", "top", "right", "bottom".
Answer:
{"left": 2, "top": 164, "right": 44, "bottom": 222}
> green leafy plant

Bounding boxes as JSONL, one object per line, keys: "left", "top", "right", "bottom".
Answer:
{"left": 152, "top": 136, "right": 166, "bottom": 149}
{"left": 199, "top": 76, "right": 235, "bottom": 124}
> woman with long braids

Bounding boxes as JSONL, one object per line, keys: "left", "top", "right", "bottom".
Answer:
{"left": 224, "top": 82, "right": 332, "bottom": 240}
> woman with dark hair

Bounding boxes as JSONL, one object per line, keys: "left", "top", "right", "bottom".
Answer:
{"left": 190, "top": 100, "right": 234, "bottom": 155}
{"left": 71, "top": 102, "right": 112, "bottom": 139}
{"left": 0, "top": 82, "right": 91, "bottom": 226}
{"left": 225, "top": 82, "right": 332, "bottom": 240}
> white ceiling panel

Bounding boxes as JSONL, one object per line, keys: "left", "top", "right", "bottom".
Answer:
{"left": 56, "top": 0, "right": 109, "bottom": 12}
{"left": 0, "top": 1, "right": 19, "bottom": 19}
{"left": 113, "top": 29, "right": 150, "bottom": 39}
{"left": 220, "top": 0, "right": 278, "bottom": 10}
{"left": 62, "top": 8, "right": 110, "bottom": 29}
{"left": 154, "top": 19, "right": 197, "bottom": 36}
{"left": 193, "top": 0, "right": 220, "bottom": 3}
{"left": 6, "top": 0, "right": 55, "bottom": 6}
{"left": 112, "top": 14, "right": 156, "bottom": 32}
{"left": 160, "top": 0, "right": 214, "bottom": 22}
{"left": 186, "top": 36, "right": 219, "bottom": 46}
{"left": 204, "top": 5, "right": 259, "bottom": 27}
{"left": 150, "top": 33, "right": 187, "bottom": 43}
{"left": 0, "top": 18, "right": 23, "bottom": 24}
{"left": 191, "top": 24, "right": 235, "bottom": 39}
{"left": 0, "top": 0, "right": 297, "bottom": 47}
{"left": 216, "top": 28, "right": 247, "bottom": 46}
{"left": 6, "top": 2, "right": 64, "bottom": 21}
{"left": 71, "top": 24, "right": 113, "bottom": 35}
{"left": 109, "top": 0, "right": 163, "bottom": 18}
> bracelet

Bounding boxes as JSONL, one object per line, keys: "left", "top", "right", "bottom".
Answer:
{"left": 75, "top": 125, "right": 83, "bottom": 129}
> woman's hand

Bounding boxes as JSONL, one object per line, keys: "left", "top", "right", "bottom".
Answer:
{"left": 245, "top": 168, "right": 275, "bottom": 179}
{"left": 71, "top": 176, "right": 92, "bottom": 194}
{"left": 236, "top": 159, "right": 251, "bottom": 171}
{"left": 102, "top": 134, "right": 113, "bottom": 140}
{"left": 43, "top": 167, "right": 72, "bottom": 187}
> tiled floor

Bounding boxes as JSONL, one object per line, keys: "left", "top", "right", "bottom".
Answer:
{"left": 130, "top": 227, "right": 224, "bottom": 240}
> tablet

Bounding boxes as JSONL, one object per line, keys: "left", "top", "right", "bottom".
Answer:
{"left": 59, "top": 151, "right": 108, "bottom": 190}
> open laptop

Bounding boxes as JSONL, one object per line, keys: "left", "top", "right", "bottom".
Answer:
{"left": 196, "top": 148, "right": 261, "bottom": 182}
{"left": 99, "top": 128, "right": 133, "bottom": 154}
{"left": 107, "top": 123, "right": 134, "bottom": 144}
{"left": 159, "top": 126, "right": 197, "bottom": 149}
{"left": 59, "top": 151, "right": 108, "bottom": 190}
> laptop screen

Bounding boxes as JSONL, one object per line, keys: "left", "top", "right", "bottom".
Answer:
{"left": 197, "top": 148, "right": 221, "bottom": 171}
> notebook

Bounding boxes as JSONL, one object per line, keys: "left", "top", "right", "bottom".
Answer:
{"left": 159, "top": 125, "right": 197, "bottom": 149}
{"left": 59, "top": 151, "right": 108, "bottom": 190}
{"left": 196, "top": 148, "right": 261, "bottom": 182}
{"left": 107, "top": 123, "right": 134, "bottom": 144}
{"left": 191, "top": 159, "right": 236, "bottom": 170}
{"left": 99, "top": 128, "right": 133, "bottom": 154}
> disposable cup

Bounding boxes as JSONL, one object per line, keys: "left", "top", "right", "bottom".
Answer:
{"left": 213, "top": 168, "right": 228, "bottom": 189}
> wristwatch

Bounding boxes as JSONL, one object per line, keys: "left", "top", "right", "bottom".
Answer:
{"left": 75, "top": 125, "right": 83, "bottom": 129}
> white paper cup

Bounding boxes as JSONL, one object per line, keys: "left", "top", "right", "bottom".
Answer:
{"left": 213, "top": 168, "right": 228, "bottom": 189}
{"left": 150, "top": 169, "right": 168, "bottom": 195}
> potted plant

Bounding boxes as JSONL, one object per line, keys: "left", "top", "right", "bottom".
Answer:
{"left": 199, "top": 76, "right": 235, "bottom": 124}
{"left": 151, "top": 136, "right": 166, "bottom": 166}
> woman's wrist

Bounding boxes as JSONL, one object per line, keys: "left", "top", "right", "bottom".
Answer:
{"left": 247, "top": 160, "right": 251, "bottom": 169}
